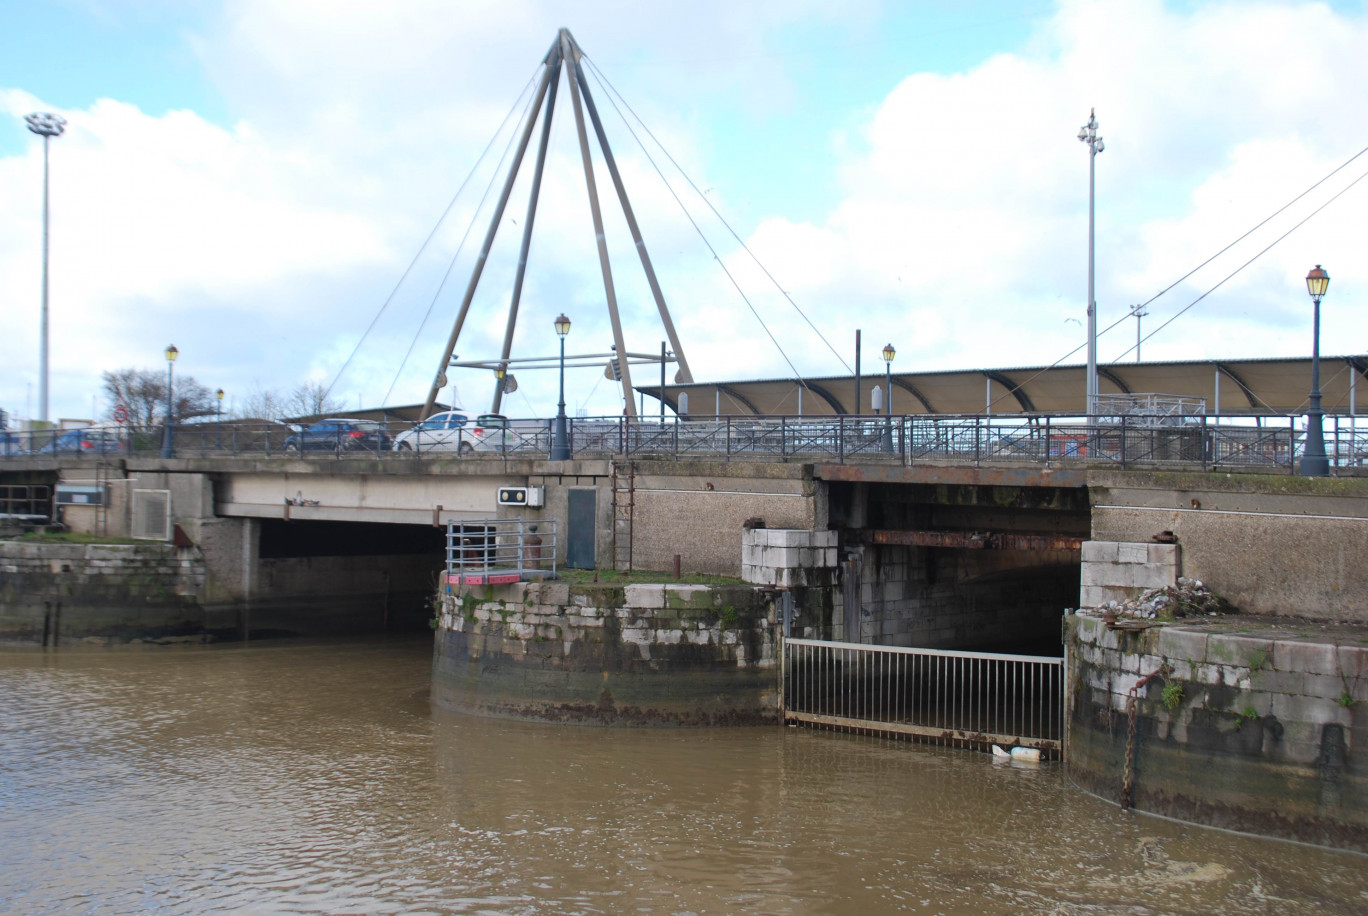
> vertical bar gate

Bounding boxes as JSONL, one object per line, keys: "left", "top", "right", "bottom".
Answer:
{"left": 781, "top": 638, "right": 1064, "bottom": 756}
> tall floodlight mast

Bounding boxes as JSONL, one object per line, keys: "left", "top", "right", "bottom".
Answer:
{"left": 1077, "top": 109, "right": 1104, "bottom": 417}
{"left": 25, "top": 112, "right": 67, "bottom": 425}
{"left": 420, "top": 28, "right": 694, "bottom": 422}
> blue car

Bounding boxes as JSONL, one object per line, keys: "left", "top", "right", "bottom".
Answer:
{"left": 35, "top": 429, "right": 126, "bottom": 455}
{"left": 283, "top": 419, "right": 391, "bottom": 453}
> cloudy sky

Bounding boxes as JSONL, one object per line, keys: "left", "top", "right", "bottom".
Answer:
{"left": 2, "top": 0, "right": 1365, "bottom": 423}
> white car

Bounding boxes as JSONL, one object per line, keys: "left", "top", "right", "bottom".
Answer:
{"left": 391, "top": 410, "right": 475, "bottom": 454}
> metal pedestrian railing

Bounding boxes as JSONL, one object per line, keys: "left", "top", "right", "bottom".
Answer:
{"left": 444, "top": 518, "right": 558, "bottom": 586}
{"left": 781, "top": 637, "right": 1064, "bottom": 756}
{"left": 2, "top": 413, "right": 1364, "bottom": 474}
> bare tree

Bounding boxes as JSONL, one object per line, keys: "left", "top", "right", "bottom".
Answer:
{"left": 236, "top": 384, "right": 288, "bottom": 421}
{"left": 285, "top": 381, "right": 345, "bottom": 419}
{"left": 102, "top": 368, "right": 215, "bottom": 431}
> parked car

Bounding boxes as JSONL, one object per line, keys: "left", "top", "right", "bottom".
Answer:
{"left": 391, "top": 410, "right": 473, "bottom": 454}
{"left": 466, "top": 414, "right": 515, "bottom": 453}
{"left": 35, "top": 428, "right": 126, "bottom": 455}
{"left": 283, "top": 419, "right": 391, "bottom": 453}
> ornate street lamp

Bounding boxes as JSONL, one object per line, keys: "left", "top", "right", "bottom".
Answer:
{"left": 551, "top": 314, "right": 571, "bottom": 460}
{"left": 216, "top": 387, "right": 225, "bottom": 449}
{"left": 26, "top": 112, "right": 66, "bottom": 425}
{"left": 161, "top": 344, "right": 178, "bottom": 459}
{"left": 881, "top": 342, "right": 896, "bottom": 451}
{"left": 881, "top": 343, "right": 896, "bottom": 415}
{"left": 1078, "top": 109, "right": 1104, "bottom": 417}
{"left": 1301, "top": 265, "right": 1330, "bottom": 476}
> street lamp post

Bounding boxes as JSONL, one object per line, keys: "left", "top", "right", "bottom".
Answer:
{"left": 881, "top": 343, "right": 896, "bottom": 451}
{"left": 216, "top": 388, "right": 225, "bottom": 450}
{"left": 551, "top": 314, "right": 571, "bottom": 461}
{"left": 1078, "top": 109, "right": 1104, "bottom": 417}
{"left": 1130, "top": 304, "right": 1148, "bottom": 362}
{"left": 161, "top": 345, "right": 178, "bottom": 459}
{"left": 25, "top": 112, "right": 67, "bottom": 425}
{"left": 1302, "top": 265, "right": 1330, "bottom": 477}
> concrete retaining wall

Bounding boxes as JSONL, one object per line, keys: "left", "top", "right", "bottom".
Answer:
{"left": 432, "top": 580, "right": 778, "bottom": 725}
{"left": 0, "top": 541, "right": 213, "bottom": 645}
{"left": 1088, "top": 472, "right": 1368, "bottom": 620}
{"left": 1066, "top": 613, "right": 1368, "bottom": 850}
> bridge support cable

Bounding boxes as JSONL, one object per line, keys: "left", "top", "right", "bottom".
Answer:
{"left": 560, "top": 30, "right": 638, "bottom": 417}
{"left": 328, "top": 67, "right": 541, "bottom": 407}
{"left": 491, "top": 58, "right": 562, "bottom": 414}
{"left": 579, "top": 58, "right": 815, "bottom": 404}
{"left": 568, "top": 40, "right": 693, "bottom": 385}
{"left": 583, "top": 56, "right": 853, "bottom": 377}
{"left": 421, "top": 38, "right": 562, "bottom": 421}
{"left": 384, "top": 75, "right": 544, "bottom": 409}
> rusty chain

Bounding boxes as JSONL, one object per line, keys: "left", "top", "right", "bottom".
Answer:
{"left": 1121, "top": 665, "right": 1171, "bottom": 811}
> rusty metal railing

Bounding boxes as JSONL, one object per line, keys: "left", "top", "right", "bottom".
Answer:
{"left": 781, "top": 637, "right": 1064, "bottom": 755}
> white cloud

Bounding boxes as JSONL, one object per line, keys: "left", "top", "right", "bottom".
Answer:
{"left": 3, "top": 0, "right": 1366, "bottom": 425}
{"left": 746, "top": 0, "right": 1368, "bottom": 378}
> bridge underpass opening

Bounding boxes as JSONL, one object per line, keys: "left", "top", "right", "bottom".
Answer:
{"left": 252, "top": 519, "right": 446, "bottom": 638}
{"left": 826, "top": 480, "right": 1090, "bottom": 657}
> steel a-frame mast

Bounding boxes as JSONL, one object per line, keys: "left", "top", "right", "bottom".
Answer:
{"left": 421, "top": 28, "right": 693, "bottom": 420}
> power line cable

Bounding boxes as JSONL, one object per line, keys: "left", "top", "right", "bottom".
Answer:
{"left": 989, "top": 150, "right": 1368, "bottom": 412}
{"left": 326, "top": 66, "right": 541, "bottom": 404}
{"left": 1124, "top": 166, "right": 1368, "bottom": 375}
{"left": 1108, "top": 142, "right": 1368, "bottom": 362}
{"left": 584, "top": 55, "right": 852, "bottom": 375}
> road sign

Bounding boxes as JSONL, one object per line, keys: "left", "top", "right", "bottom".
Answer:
{"left": 113, "top": 405, "right": 129, "bottom": 424}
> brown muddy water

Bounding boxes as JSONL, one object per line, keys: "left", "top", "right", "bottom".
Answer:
{"left": 1, "top": 637, "right": 1364, "bottom": 915}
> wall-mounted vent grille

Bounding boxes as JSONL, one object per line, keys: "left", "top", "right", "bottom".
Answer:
{"left": 132, "top": 489, "right": 171, "bottom": 541}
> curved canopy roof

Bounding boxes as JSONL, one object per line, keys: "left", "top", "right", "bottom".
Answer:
{"left": 652, "top": 355, "right": 1368, "bottom": 417}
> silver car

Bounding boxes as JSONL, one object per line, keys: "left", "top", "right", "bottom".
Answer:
{"left": 391, "top": 410, "right": 475, "bottom": 454}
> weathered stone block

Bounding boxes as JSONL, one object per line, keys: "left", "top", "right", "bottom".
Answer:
{"left": 1157, "top": 627, "right": 1208, "bottom": 662}
{"left": 1082, "top": 541, "right": 1119, "bottom": 563}
{"left": 1270, "top": 693, "right": 1353, "bottom": 728}
{"left": 1338, "top": 645, "right": 1368, "bottom": 682}
{"left": 1207, "top": 634, "right": 1274, "bottom": 669}
{"left": 1302, "top": 673, "right": 1352, "bottom": 701}
{"left": 1147, "top": 543, "right": 1180, "bottom": 566}
{"left": 538, "top": 582, "right": 570, "bottom": 606}
{"left": 1248, "top": 669, "right": 1305, "bottom": 696}
{"left": 664, "top": 584, "right": 714, "bottom": 611}
{"left": 766, "top": 529, "right": 811, "bottom": 548}
{"left": 762, "top": 546, "right": 801, "bottom": 567}
{"left": 1118, "top": 543, "right": 1148, "bottom": 564}
{"left": 624, "top": 584, "right": 665, "bottom": 609}
{"left": 1272, "top": 640, "right": 1339, "bottom": 677}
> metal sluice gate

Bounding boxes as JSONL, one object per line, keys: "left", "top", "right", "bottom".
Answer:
{"left": 781, "top": 638, "right": 1064, "bottom": 757}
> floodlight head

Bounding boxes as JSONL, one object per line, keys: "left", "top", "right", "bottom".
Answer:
{"left": 1306, "top": 265, "right": 1330, "bottom": 299}
{"left": 25, "top": 112, "right": 66, "bottom": 138}
{"left": 165, "top": 344, "right": 179, "bottom": 363}
{"left": 554, "top": 313, "right": 571, "bottom": 337}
